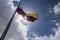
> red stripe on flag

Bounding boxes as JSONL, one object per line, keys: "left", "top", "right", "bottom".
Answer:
{"left": 26, "top": 17, "right": 35, "bottom": 22}
{"left": 16, "top": 10, "right": 25, "bottom": 16}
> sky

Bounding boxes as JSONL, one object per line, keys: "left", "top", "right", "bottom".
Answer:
{"left": 0, "top": 0, "right": 60, "bottom": 40}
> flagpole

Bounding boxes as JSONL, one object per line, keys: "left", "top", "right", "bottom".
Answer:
{"left": 0, "top": 11, "right": 16, "bottom": 40}
{"left": 0, "top": 2, "right": 20, "bottom": 40}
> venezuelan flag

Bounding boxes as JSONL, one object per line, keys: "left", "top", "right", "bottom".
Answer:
{"left": 16, "top": 6, "right": 38, "bottom": 22}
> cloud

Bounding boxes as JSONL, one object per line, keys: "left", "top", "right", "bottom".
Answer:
{"left": 52, "top": 2, "right": 60, "bottom": 15}
{"left": 0, "top": 0, "right": 29, "bottom": 40}
{"left": 30, "top": 26, "right": 60, "bottom": 40}
{"left": 0, "top": 0, "right": 14, "bottom": 37}
{"left": 30, "top": 2, "right": 60, "bottom": 40}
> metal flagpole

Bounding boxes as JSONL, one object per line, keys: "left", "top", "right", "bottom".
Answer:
{"left": 0, "top": 11, "right": 16, "bottom": 40}
{"left": 0, "top": 2, "right": 20, "bottom": 40}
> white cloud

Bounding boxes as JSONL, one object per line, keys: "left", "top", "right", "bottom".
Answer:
{"left": 31, "top": 27, "right": 60, "bottom": 40}
{"left": 0, "top": 0, "right": 14, "bottom": 37}
{"left": 53, "top": 2, "right": 60, "bottom": 15}
{"left": 0, "top": 0, "right": 29, "bottom": 40}
{"left": 4, "top": 14, "right": 29, "bottom": 40}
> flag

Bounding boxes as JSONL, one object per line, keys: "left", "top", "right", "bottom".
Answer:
{"left": 16, "top": 6, "right": 38, "bottom": 22}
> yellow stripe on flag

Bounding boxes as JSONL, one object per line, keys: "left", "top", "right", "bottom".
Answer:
{"left": 25, "top": 13, "right": 38, "bottom": 19}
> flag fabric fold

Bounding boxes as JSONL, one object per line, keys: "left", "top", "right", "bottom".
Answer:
{"left": 16, "top": 6, "right": 26, "bottom": 17}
